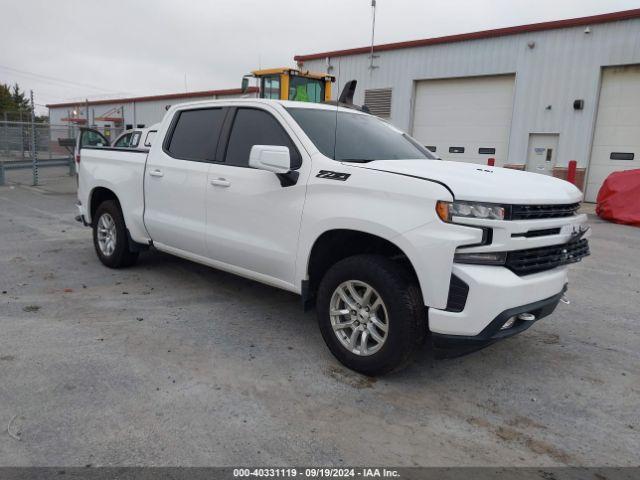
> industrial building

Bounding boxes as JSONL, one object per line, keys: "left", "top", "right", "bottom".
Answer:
{"left": 295, "top": 8, "right": 640, "bottom": 202}
{"left": 46, "top": 86, "right": 258, "bottom": 143}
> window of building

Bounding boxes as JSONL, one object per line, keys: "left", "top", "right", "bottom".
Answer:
{"left": 610, "top": 152, "right": 634, "bottom": 160}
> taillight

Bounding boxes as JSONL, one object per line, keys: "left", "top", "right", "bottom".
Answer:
{"left": 75, "top": 154, "right": 80, "bottom": 164}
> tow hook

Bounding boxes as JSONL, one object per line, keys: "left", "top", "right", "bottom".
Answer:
{"left": 560, "top": 294, "right": 570, "bottom": 305}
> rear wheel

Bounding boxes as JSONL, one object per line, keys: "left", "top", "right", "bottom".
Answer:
{"left": 92, "top": 200, "right": 139, "bottom": 268}
{"left": 316, "top": 254, "right": 426, "bottom": 376}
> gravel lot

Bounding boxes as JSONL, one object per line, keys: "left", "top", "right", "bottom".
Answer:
{"left": 0, "top": 168, "right": 638, "bottom": 466}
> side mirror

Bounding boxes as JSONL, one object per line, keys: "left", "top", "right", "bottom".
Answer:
{"left": 249, "top": 145, "right": 291, "bottom": 174}
{"left": 241, "top": 76, "right": 250, "bottom": 93}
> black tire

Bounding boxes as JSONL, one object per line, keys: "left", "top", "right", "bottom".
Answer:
{"left": 316, "top": 254, "right": 426, "bottom": 376}
{"left": 92, "top": 200, "right": 139, "bottom": 268}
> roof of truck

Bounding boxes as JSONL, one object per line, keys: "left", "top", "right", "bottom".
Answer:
{"left": 169, "top": 97, "right": 365, "bottom": 114}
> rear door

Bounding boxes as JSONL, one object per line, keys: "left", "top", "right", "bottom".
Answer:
{"left": 76, "top": 128, "right": 110, "bottom": 173}
{"left": 143, "top": 107, "right": 227, "bottom": 257}
{"left": 205, "top": 106, "right": 308, "bottom": 286}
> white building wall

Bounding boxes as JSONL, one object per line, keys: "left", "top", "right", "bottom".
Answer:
{"left": 48, "top": 91, "right": 256, "bottom": 133}
{"left": 300, "top": 18, "right": 640, "bottom": 169}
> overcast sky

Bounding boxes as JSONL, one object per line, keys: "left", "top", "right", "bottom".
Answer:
{"left": 2, "top": 0, "right": 639, "bottom": 114}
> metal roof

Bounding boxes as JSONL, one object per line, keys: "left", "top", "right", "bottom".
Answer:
{"left": 46, "top": 86, "right": 259, "bottom": 109}
{"left": 294, "top": 8, "right": 640, "bottom": 62}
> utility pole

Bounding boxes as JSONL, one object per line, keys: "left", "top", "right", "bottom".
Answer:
{"left": 30, "top": 90, "right": 38, "bottom": 186}
{"left": 369, "top": 0, "right": 378, "bottom": 71}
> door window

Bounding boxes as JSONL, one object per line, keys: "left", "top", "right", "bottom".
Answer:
{"left": 166, "top": 108, "right": 226, "bottom": 161}
{"left": 81, "top": 129, "right": 109, "bottom": 147}
{"left": 114, "top": 133, "right": 133, "bottom": 148}
{"left": 261, "top": 75, "right": 281, "bottom": 99}
{"left": 224, "top": 108, "right": 301, "bottom": 169}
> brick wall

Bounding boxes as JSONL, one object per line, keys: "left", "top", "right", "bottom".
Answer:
{"left": 552, "top": 167, "right": 586, "bottom": 191}
{"left": 501, "top": 164, "right": 585, "bottom": 191}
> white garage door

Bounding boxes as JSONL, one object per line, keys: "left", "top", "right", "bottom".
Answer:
{"left": 412, "top": 75, "right": 515, "bottom": 165}
{"left": 586, "top": 65, "right": 640, "bottom": 202}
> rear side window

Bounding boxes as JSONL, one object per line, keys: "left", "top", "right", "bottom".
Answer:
{"left": 167, "top": 108, "right": 226, "bottom": 161}
{"left": 130, "top": 132, "right": 141, "bottom": 148}
{"left": 225, "top": 108, "right": 301, "bottom": 169}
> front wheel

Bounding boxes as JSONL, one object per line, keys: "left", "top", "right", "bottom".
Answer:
{"left": 92, "top": 200, "right": 139, "bottom": 268}
{"left": 316, "top": 255, "right": 426, "bottom": 376}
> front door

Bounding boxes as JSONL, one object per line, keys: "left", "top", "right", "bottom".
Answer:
{"left": 205, "top": 106, "right": 307, "bottom": 287}
{"left": 143, "top": 107, "right": 226, "bottom": 257}
{"left": 526, "top": 134, "right": 559, "bottom": 175}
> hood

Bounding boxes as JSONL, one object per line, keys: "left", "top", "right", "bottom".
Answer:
{"left": 356, "top": 160, "right": 583, "bottom": 204}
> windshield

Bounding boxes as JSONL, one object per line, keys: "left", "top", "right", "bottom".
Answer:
{"left": 289, "top": 77, "right": 325, "bottom": 103}
{"left": 286, "top": 107, "right": 437, "bottom": 162}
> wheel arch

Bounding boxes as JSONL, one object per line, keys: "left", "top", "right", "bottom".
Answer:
{"left": 303, "top": 228, "right": 421, "bottom": 309}
{"left": 89, "top": 186, "right": 121, "bottom": 225}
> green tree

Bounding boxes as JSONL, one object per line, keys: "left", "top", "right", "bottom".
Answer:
{"left": 0, "top": 83, "right": 13, "bottom": 112}
{"left": 11, "top": 83, "right": 30, "bottom": 111}
{"left": 0, "top": 82, "right": 33, "bottom": 118}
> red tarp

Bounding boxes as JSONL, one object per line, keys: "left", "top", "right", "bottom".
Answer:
{"left": 596, "top": 169, "right": 640, "bottom": 227}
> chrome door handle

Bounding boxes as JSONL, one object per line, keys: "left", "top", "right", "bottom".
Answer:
{"left": 149, "top": 169, "right": 164, "bottom": 177}
{"left": 210, "top": 178, "right": 230, "bottom": 187}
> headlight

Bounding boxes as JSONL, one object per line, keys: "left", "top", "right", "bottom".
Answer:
{"left": 436, "top": 200, "right": 506, "bottom": 222}
{"left": 454, "top": 251, "right": 507, "bottom": 265}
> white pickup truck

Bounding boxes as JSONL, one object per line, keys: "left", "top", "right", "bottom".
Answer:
{"left": 76, "top": 99, "right": 590, "bottom": 375}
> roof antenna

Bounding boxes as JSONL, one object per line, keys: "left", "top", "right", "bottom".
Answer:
{"left": 369, "top": 0, "right": 378, "bottom": 71}
{"left": 332, "top": 58, "right": 341, "bottom": 161}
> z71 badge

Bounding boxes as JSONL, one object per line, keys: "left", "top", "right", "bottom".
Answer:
{"left": 316, "top": 170, "right": 351, "bottom": 181}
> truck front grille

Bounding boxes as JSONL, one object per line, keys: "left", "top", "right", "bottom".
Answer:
{"left": 506, "top": 239, "right": 590, "bottom": 275}
{"left": 510, "top": 203, "right": 580, "bottom": 220}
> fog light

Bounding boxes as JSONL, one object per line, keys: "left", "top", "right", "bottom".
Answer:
{"left": 518, "top": 313, "right": 536, "bottom": 322}
{"left": 501, "top": 316, "right": 516, "bottom": 330}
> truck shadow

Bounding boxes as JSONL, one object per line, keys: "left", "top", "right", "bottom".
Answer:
{"left": 132, "top": 249, "right": 569, "bottom": 385}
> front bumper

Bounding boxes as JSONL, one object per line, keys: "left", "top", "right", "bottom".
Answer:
{"left": 429, "top": 261, "right": 569, "bottom": 336}
{"left": 432, "top": 285, "right": 566, "bottom": 358}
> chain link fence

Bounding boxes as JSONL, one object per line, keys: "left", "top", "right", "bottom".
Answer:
{"left": 0, "top": 120, "right": 73, "bottom": 185}
{"left": 0, "top": 117, "right": 119, "bottom": 186}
